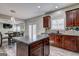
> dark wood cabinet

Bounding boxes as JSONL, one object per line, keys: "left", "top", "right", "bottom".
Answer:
{"left": 49, "top": 34, "right": 78, "bottom": 52}
{"left": 30, "top": 40, "right": 43, "bottom": 56}
{"left": 30, "top": 38, "right": 49, "bottom": 56}
{"left": 43, "top": 16, "right": 51, "bottom": 28}
{"left": 66, "top": 11, "right": 73, "bottom": 27}
{"left": 49, "top": 34, "right": 61, "bottom": 47}
{"left": 54, "top": 35, "right": 62, "bottom": 47}
{"left": 16, "top": 37, "right": 50, "bottom": 56}
{"left": 49, "top": 34, "right": 55, "bottom": 41}
{"left": 76, "top": 9, "right": 79, "bottom": 26}
{"left": 43, "top": 38, "right": 49, "bottom": 56}
{"left": 76, "top": 37, "right": 79, "bottom": 52}
{"left": 49, "top": 34, "right": 62, "bottom": 47}
{"left": 72, "top": 10, "right": 77, "bottom": 26}
{"left": 66, "top": 8, "right": 79, "bottom": 27}
{"left": 62, "top": 36, "right": 77, "bottom": 51}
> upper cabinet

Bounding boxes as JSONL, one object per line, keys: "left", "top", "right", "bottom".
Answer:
{"left": 66, "top": 10, "right": 73, "bottom": 27}
{"left": 76, "top": 9, "right": 79, "bottom": 26}
{"left": 66, "top": 8, "right": 79, "bottom": 27}
{"left": 43, "top": 16, "right": 51, "bottom": 28}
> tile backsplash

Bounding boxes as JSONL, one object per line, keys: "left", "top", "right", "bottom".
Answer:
{"left": 66, "top": 26, "right": 79, "bottom": 31}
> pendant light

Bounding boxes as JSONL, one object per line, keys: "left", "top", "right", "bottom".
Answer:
{"left": 10, "top": 10, "right": 16, "bottom": 31}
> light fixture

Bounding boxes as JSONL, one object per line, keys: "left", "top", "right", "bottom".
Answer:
{"left": 11, "top": 16, "right": 16, "bottom": 31}
{"left": 37, "top": 6, "right": 41, "bottom": 8}
{"left": 10, "top": 10, "right": 16, "bottom": 31}
{"left": 10, "top": 10, "right": 16, "bottom": 13}
{"left": 10, "top": 10, "right": 16, "bottom": 24}
{"left": 55, "top": 6, "right": 58, "bottom": 8}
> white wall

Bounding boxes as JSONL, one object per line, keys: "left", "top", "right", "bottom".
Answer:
{"left": 16, "top": 23, "right": 25, "bottom": 31}
{"left": 0, "top": 22, "right": 25, "bottom": 34}
{"left": 0, "top": 22, "right": 13, "bottom": 34}
{"left": 0, "top": 17, "right": 25, "bottom": 35}
{"left": 25, "top": 4, "right": 79, "bottom": 34}
{"left": 25, "top": 16, "right": 45, "bottom": 35}
{"left": 49, "top": 4, "right": 79, "bottom": 29}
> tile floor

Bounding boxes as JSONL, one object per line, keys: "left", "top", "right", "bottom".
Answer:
{"left": 50, "top": 46, "right": 79, "bottom": 56}
{"left": 0, "top": 41, "right": 79, "bottom": 56}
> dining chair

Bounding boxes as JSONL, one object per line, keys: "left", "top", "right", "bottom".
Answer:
{"left": 0, "top": 32, "right": 2, "bottom": 47}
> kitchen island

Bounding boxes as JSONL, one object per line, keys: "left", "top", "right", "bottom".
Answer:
{"left": 14, "top": 34, "right": 50, "bottom": 56}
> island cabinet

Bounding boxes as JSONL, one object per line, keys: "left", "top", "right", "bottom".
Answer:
{"left": 16, "top": 37, "right": 50, "bottom": 56}
{"left": 43, "top": 38, "right": 50, "bottom": 56}
{"left": 30, "top": 37, "right": 49, "bottom": 56}
{"left": 66, "top": 8, "right": 79, "bottom": 26}
{"left": 30, "top": 40, "right": 43, "bottom": 56}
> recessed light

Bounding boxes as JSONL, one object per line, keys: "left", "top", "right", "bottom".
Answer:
{"left": 37, "top": 6, "right": 41, "bottom": 8}
{"left": 55, "top": 6, "right": 58, "bottom": 8}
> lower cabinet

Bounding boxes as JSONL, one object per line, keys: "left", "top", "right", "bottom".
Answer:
{"left": 76, "top": 37, "right": 79, "bottom": 52}
{"left": 49, "top": 34, "right": 79, "bottom": 52}
{"left": 62, "top": 36, "right": 77, "bottom": 51}
{"left": 54, "top": 35, "right": 62, "bottom": 47}
{"left": 49, "top": 34, "right": 55, "bottom": 41}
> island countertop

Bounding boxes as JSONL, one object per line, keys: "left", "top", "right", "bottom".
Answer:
{"left": 13, "top": 34, "right": 49, "bottom": 44}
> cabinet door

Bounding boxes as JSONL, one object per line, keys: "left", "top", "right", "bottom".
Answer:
{"left": 16, "top": 42, "right": 28, "bottom": 56}
{"left": 43, "top": 38, "right": 49, "bottom": 56}
{"left": 66, "top": 11, "right": 73, "bottom": 27}
{"left": 43, "top": 17, "right": 47, "bottom": 27}
{"left": 71, "top": 10, "right": 77, "bottom": 26}
{"left": 76, "top": 9, "right": 79, "bottom": 26}
{"left": 76, "top": 37, "right": 79, "bottom": 52}
{"left": 30, "top": 41, "right": 43, "bottom": 56}
{"left": 49, "top": 34, "right": 55, "bottom": 42}
{"left": 43, "top": 16, "right": 51, "bottom": 28}
{"left": 54, "top": 35, "right": 62, "bottom": 47}
{"left": 63, "top": 36, "right": 77, "bottom": 51}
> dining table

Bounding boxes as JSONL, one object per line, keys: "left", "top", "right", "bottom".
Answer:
{"left": 5, "top": 32, "right": 14, "bottom": 45}
{"left": 5, "top": 32, "right": 24, "bottom": 45}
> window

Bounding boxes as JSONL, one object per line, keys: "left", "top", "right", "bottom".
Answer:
{"left": 16, "top": 26, "right": 20, "bottom": 32}
{"left": 12, "top": 25, "right": 17, "bottom": 31}
{"left": 51, "top": 19, "right": 65, "bottom": 30}
{"left": 29, "top": 24, "right": 37, "bottom": 40}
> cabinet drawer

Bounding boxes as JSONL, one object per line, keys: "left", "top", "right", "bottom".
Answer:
{"left": 30, "top": 40, "right": 43, "bottom": 49}
{"left": 30, "top": 47, "right": 43, "bottom": 56}
{"left": 30, "top": 41, "right": 43, "bottom": 56}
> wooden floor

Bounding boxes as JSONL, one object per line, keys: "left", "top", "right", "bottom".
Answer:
{"left": 0, "top": 40, "right": 79, "bottom": 56}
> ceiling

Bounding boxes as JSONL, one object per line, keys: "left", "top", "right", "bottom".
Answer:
{"left": 0, "top": 3, "right": 77, "bottom": 20}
